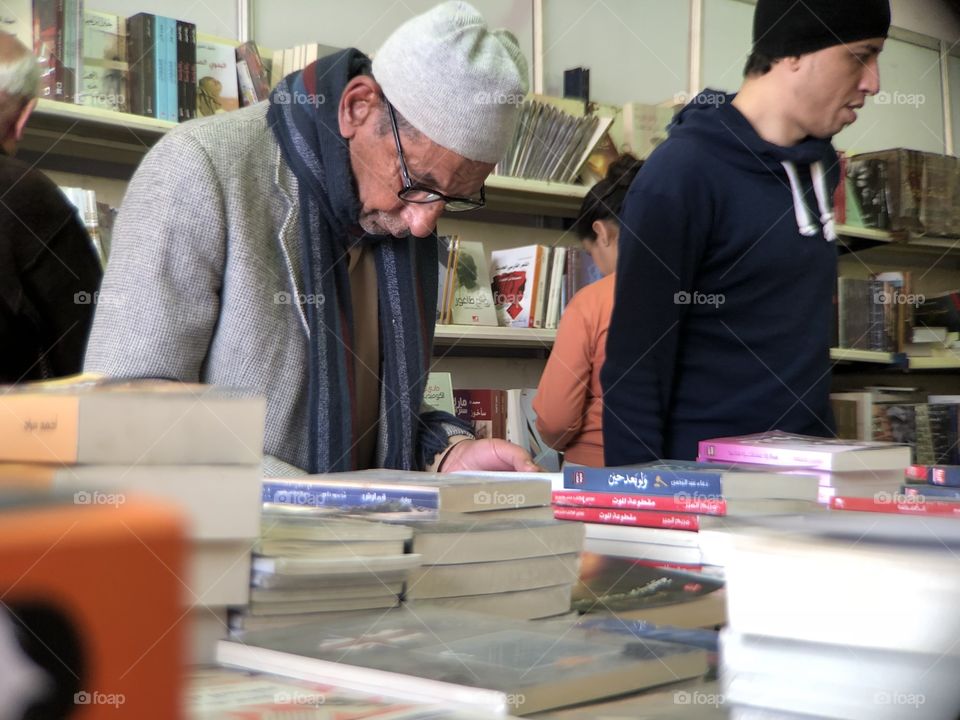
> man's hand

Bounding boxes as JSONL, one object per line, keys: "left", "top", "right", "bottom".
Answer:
{"left": 439, "top": 438, "right": 541, "bottom": 473}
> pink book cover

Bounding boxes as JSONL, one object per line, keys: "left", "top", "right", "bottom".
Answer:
{"left": 698, "top": 431, "right": 899, "bottom": 471}
{"left": 552, "top": 490, "right": 726, "bottom": 516}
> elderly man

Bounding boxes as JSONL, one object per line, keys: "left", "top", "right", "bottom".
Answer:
{"left": 0, "top": 32, "right": 101, "bottom": 383}
{"left": 602, "top": 0, "right": 890, "bottom": 464}
{"left": 85, "top": 2, "right": 537, "bottom": 475}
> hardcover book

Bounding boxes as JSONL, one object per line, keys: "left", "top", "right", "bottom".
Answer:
{"left": 218, "top": 606, "right": 707, "bottom": 715}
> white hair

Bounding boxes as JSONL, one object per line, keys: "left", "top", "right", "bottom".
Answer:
{"left": 0, "top": 33, "right": 40, "bottom": 101}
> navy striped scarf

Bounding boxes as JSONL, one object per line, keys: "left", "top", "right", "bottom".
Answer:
{"left": 267, "top": 48, "right": 471, "bottom": 473}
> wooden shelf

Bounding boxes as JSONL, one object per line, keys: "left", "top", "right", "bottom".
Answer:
{"left": 908, "top": 355, "right": 960, "bottom": 370}
{"left": 836, "top": 224, "right": 960, "bottom": 255}
{"left": 830, "top": 348, "right": 900, "bottom": 364}
{"left": 434, "top": 325, "right": 556, "bottom": 349}
{"left": 483, "top": 175, "right": 588, "bottom": 217}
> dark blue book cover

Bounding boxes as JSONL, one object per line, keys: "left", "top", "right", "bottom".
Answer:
{"left": 902, "top": 484, "right": 960, "bottom": 500}
{"left": 563, "top": 461, "right": 730, "bottom": 495}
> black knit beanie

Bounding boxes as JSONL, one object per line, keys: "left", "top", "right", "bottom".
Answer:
{"left": 753, "top": 0, "right": 891, "bottom": 58}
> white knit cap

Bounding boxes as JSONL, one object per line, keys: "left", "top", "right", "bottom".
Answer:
{"left": 372, "top": 1, "right": 529, "bottom": 164}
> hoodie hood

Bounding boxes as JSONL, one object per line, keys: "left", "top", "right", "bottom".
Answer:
{"left": 669, "top": 89, "right": 839, "bottom": 240}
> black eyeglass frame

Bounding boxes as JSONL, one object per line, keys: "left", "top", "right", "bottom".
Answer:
{"left": 385, "top": 100, "right": 486, "bottom": 213}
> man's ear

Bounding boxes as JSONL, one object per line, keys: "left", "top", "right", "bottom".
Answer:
{"left": 338, "top": 76, "right": 382, "bottom": 140}
{"left": 13, "top": 98, "right": 37, "bottom": 143}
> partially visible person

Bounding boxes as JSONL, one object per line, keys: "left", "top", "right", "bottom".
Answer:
{"left": 533, "top": 154, "right": 643, "bottom": 466}
{"left": 0, "top": 31, "right": 102, "bottom": 383}
{"left": 602, "top": 0, "right": 889, "bottom": 464}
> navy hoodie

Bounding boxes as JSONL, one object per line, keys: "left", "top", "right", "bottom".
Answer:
{"left": 601, "top": 91, "right": 839, "bottom": 465}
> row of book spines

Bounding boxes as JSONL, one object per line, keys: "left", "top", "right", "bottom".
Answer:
{"left": 127, "top": 14, "right": 196, "bottom": 121}
{"left": 490, "top": 245, "right": 579, "bottom": 330}
{"left": 905, "top": 464, "right": 960, "bottom": 486}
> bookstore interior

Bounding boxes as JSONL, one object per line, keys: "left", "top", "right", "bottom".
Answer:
{"left": 4, "top": 0, "right": 960, "bottom": 717}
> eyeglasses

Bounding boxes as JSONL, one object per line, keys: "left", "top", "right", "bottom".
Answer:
{"left": 385, "top": 99, "right": 485, "bottom": 212}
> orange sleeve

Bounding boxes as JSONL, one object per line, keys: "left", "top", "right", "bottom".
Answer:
{"left": 534, "top": 291, "right": 597, "bottom": 451}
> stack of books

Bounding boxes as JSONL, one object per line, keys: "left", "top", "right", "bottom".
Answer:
{"left": 711, "top": 513, "right": 960, "bottom": 719}
{"left": 260, "top": 470, "right": 581, "bottom": 620}
{"left": 229, "top": 506, "right": 419, "bottom": 634}
{"left": 0, "top": 376, "right": 265, "bottom": 664}
{"left": 826, "top": 462, "right": 960, "bottom": 516}
{"left": 555, "top": 460, "right": 820, "bottom": 568}
{"left": 697, "top": 430, "right": 912, "bottom": 505}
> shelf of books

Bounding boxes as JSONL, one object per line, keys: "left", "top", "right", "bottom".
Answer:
{"left": 434, "top": 324, "right": 557, "bottom": 348}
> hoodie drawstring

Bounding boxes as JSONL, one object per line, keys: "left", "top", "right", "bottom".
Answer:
{"left": 781, "top": 160, "right": 838, "bottom": 242}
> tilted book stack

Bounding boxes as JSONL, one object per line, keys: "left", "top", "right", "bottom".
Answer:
{"left": 0, "top": 376, "right": 266, "bottom": 664}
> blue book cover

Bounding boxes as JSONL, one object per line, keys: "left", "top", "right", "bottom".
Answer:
{"left": 563, "top": 461, "right": 729, "bottom": 495}
{"left": 262, "top": 480, "right": 440, "bottom": 511}
{"left": 901, "top": 484, "right": 960, "bottom": 500}
{"left": 930, "top": 466, "right": 960, "bottom": 488}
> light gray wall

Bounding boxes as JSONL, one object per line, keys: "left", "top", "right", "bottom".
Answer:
{"left": 251, "top": 0, "right": 533, "bottom": 88}
{"left": 541, "top": 0, "right": 690, "bottom": 106}
{"left": 94, "top": 0, "right": 238, "bottom": 39}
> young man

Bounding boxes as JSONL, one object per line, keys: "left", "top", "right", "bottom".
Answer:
{"left": 601, "top": 0, "right": 890, "bottom": 464}
{"left": 0, "top": 32, "right": 102, "bottom": 383}
{"left": 84, "top": 2, "right": 537, "bottom": 475}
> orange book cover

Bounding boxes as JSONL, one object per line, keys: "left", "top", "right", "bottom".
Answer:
{"left": 0, "top": 495, "right": 187, "bottom": 719}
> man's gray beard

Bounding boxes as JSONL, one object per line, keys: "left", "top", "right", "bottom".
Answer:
{"left": 359, "top": 210, "right": 411, "bottom": 238}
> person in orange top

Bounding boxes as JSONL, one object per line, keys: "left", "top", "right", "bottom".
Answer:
{"left": 534, "top": 155, "right": 643, "bottom": 466}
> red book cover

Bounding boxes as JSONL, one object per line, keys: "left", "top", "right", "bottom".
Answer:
{"left": 834, "top": 151, "right": 847, "bottom": 226}
{"left": 454, "top": 389, "right": 506, "bottom": 440}
{"left": 554, "top": 504, "right": 700, "bottom": 531}
{"left": 552, "top": 489, "right": 726, "bottom": 516}
{"left": 33, "top": 0, "right": 66, "bottom": 101}
{"left": 831, "top": 495, "right": 960, "bottom": 517}
{"left": 905, "top": 464, "right": 930, "bottom": 482}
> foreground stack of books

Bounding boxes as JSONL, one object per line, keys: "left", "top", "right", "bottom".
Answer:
{"left": 0, "top": 376, "right": 265, "bottom": 663}
{"left": 259, "top": 470, "right": 583, "bottom": 620}
{"left": 710, "top": 513, "right": 960, "bottom": 719}
{"left": 216, "top": 606, "right": 707, "bottom": 716}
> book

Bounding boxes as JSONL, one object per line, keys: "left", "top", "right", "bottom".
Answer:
{"left": 196, "top": 34, "right": 239, "bottom": 115}
{"left": 902, "top": 484, "right": 960, "bottom": 500}
{"left": 830, "top": 494, "right": 960, "bottom": 517}
{"left": 563, "top": 461, "right": 819, "bottom": 501}
{"left": 405, "top": 553, "right": 580, "bottom": 599}
{"left": 453, "top": 389, "right": 506, "bottom": 440}
{"left": 190, "top": 539, "right": 253, "bottom": 607}
{"left": 34, "top": 0, "right": 68, "bottom": 101}
{"left": 489, "top": 245, "right": 544, "bottom": 328}
{"left": 0, "top": 377, "right": 265, "bottom": 465}
{"left": 552, "top": 489, "right": 816, "bottom": 516}
{"left": 235, "top": 40, "right": 270, "bottom": 102}
{"left": 177, "top": 20, "right": 198, "bottom": 120}
{"left": 261, "top": 470, "right": 551, "bottom": 514}
{"left": 698, "top": 431, "right": 911, "bottom": 472}
{"left": 126, "top": 13, "right": 155, "bottom": 117}
{"left": 579, "top": 520, "right": 701, "bottom": 548}
{"left": 251, "top": 553, "right": 421, "bottom": 578}
{"left": 572, "top": 552, "right": 725, "bottom": 628}
{"left": 422, "top": 372, "right": 455, "bottom": 415}
{"left": 402, "top": 516, "right": 584, "bottom": 565}
{"left": 449, "top": 240, "right": 498, "bottom": 326}
{"left": 554, "top": 505, "right": 700, "bottom": 531}
{"left": 218, "top": 606, "right": 707, "bottom": 715}
{"left": 929, "top": 465, "right": 960, "bottom": 486}
{"left": 408, "top": 584, "right": 574, "bottom": 620}
{"left": 583, "top": 537, "right": 704, "bottom": 565}
{"left": 186, "top": 667, "right": 498, "bottom": 719}
{"left": 0, "top": 463, "right": 260, "bottom": 541}
{"left": 80, "top": 10, "right": 128, "bottom": 113}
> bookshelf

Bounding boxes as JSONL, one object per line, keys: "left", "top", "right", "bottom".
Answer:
{"left": 837, "top": 223, "right": 960, "bottom": 256}
{"left": 434, "top": 325, "right": 557, "bottom": 349}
